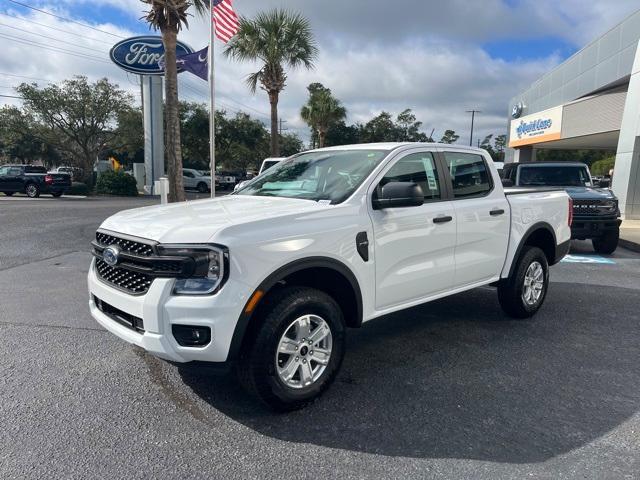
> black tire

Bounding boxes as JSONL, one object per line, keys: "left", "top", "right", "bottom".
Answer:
{"left": 25, "top": 183, "right": 40, "bottom": 198}
{"left": 197, "top": 182, "right": 209, "bottom": 193}
{"left": 592, "top": 229, "right": 619, "bottom": 255}
{"left": 498, "top": 246, "right": 549, "bottom": 319}
{"left": 3, "top": 192, "right": 14, "bottom": 196}
{"left": 51, "top": 191, "right": 63, "bottom": 198}
{"left": 237, "top": 286, "right": 346, "bottom": 412}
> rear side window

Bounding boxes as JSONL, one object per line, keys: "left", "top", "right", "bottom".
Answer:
{"left": 444, "top": 152, "right": 492, "bottom": 198}
{"left": 379, "top": 152, "right": 440, "bottom": 201}
{"left": 25, "top": 166, "right": 46, "bottom": 174}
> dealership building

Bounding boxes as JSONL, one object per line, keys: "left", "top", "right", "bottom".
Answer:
{"left": 506, "top": 9, "right": 640, "bottom": 219}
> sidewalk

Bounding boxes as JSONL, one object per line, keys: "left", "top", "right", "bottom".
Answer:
{"left": 620, "top": 219, "right": 640, "bottom": 253}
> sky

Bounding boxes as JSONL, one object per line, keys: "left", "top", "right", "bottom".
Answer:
{"left": 0, "top": 0, "right": 639, "bottom": 146}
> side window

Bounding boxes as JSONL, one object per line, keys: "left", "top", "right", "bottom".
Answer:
{"left": 378, "top": 152, "right": 440, "bottom": 201}
{"left": 184, "top": 171, "right": 194, "bottom": 178}
{"left": 9, "top": 167, "right": 23, "bottom": 176}
{"left": 444, "top": 152, "right": 492, "bottom": 199}
{"left": 0, "top": 166, "right": 9, "bottom": 175}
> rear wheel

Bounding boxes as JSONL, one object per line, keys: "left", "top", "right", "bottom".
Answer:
{"left": 51, "top": 191, "right": 63, "bottom": 198}
{"left": 197, "top": 182, "right": 209, "bottom": 193}
{"left": 498, "top": 246, "right": 549, "bottom": 319}
{"left": 237, "top": 286, "right": 346, "bottom": 411}
{"left": 25, "top": 183, "right": 40, "bottom": 198}
{"left": 3, "top": 192, "right": 14, "bottom": 196}
{"left": 592, "top": 229, "right": 618, "bottom": 255}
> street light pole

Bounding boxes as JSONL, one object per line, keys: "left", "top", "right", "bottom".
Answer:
{"left": 466, "top": 110, "right": 481, "bottom": 147}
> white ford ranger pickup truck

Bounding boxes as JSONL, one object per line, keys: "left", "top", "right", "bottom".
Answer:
{"left": 88, "top": 143, "right": 571, "bottom": 410}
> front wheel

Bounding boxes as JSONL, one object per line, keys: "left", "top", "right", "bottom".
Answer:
{"left": 237, "top": 286, "right": 346, "bottom": 411}
{"left": 592, "top": 229, "right": 619, "bottom": 255}
{"left": 498, "top": 246, "right": 549, "bottom": 319}
{"left": 25, "top": 183, "right": 40, "bottom": 198}
{"left": 197, "top": 182, "right": 209, "bottom": 193}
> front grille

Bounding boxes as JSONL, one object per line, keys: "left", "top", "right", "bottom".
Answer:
{"left": 94, "top": 296, "right": 144, "bottom": 333}
{"left": 96, "top": 232, "right": 155, "bottom": 256}
{"left": 95, "top": 259, "right": 153, "bottom": 295}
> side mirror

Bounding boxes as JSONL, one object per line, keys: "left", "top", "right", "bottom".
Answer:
{"left": 501, "top": 178, "right": 514, "bottom": 187}
{"left": 372, "top": 182, "right": 424, "bottom": 210}
{"left": 597, "top": 179, "right": 610, "bottom": 188}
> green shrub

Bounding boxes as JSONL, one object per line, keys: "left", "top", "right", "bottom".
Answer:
{"left": 590, "top": 157, "right": 615, "bottom": 176}
{"left": 96, "top": 170, "right": 138, "bottom": 196}
{"left": 69, "top": 181, "right": 91, "bottom": 196}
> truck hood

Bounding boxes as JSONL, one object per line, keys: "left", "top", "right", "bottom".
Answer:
{"left": 100, "top": 195, "right": 330, "bottom": 244}
{"left": 564, "top": 186, "right": 616, "bottom": 201}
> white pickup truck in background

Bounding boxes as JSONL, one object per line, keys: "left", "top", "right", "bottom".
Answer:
{"left": 88, "top": 143, "right": 571, "bottom": 410}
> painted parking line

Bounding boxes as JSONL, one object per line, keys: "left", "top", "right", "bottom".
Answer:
{"left": 561, "top": 254, "right": 616, "bottom": 265}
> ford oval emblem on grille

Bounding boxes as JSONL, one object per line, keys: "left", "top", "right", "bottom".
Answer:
{"left": 103, "top": 245, "right": 121, "bottom": 266}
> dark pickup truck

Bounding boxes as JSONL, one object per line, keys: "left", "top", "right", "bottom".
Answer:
{"left": 0, "top": 165, "right": 71, "bottom": 198}
{"left": 501, "top": 161, "right": 621, "bottom": 254}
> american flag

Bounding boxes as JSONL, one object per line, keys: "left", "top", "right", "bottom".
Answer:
{"left": 212, "top": 0, "right": 240, "bottom": 43}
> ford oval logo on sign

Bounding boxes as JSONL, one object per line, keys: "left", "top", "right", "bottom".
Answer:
{"left": 109, "top": 36, "right": 194, "bottom": 75}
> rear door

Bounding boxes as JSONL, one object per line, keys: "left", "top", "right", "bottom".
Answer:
{"left": 369, "top": 149, "right": 457, "bottom": 310}
{"left": 441, "top": 150, "right": 509, "bottom": 287}
{"left": 183, "top": 170, "right": 195, "bottom": 188}
{"left": 4, "top": 166, "right": 24, "bottom": 191}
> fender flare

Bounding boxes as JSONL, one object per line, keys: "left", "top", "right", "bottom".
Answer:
{"left": 507, "top": 222, "right": 558, "bottom": 278}
{"left": 227, "top": 256, "right": 363, "bottom": 361}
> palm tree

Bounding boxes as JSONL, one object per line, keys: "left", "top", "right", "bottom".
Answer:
{"left": 301, "top": 86, "right": 346, "bottom": 148}
{"left": 141, "top": 0, "right": 208, "bottom": 202}
{"left": 224, "top": 9, "right": 318, "bottom": 156}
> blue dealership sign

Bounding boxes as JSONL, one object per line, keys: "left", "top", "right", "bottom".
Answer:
{"left": 109, "top": 36, "right": 194, "bottom": 75}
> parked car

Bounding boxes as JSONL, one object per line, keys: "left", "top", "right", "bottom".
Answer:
{"left": 501, "top": 161, "right": 621, "bottom": 254}
{"left": 182, "top": 168, "right": 212, "bottom": 193}
{"left": 0, "top": 165, "right": 71, "bottom": 198}
{"left": 234, "top": 158, "right": 286, "bottom": 192}
{"left": 54, "top": 166, "right": 83, "bottom": 181}
{"left": 88, "top": 143, "right": 571, "bottom": 411}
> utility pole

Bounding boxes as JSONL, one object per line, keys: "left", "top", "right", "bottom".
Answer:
{"left": 279, "top": 118, "right": 288, "bottom": 136}
{"left": 466, "top": 110, "right": 481, "bottom": 146}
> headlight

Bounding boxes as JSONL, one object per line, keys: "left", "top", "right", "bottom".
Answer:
{"left": 157, "top": 244, "right": 228, "bottom": 295}
{"left": 602, "top": 200, "right": 618, "bottom": 211}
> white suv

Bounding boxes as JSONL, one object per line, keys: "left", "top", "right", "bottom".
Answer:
{"left": 88, "top": 143, "right": 571, "bottom": 410}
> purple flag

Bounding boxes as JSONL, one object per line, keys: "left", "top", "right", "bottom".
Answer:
{"left": 176, "top": 47, "right": 208, "bottom": 81}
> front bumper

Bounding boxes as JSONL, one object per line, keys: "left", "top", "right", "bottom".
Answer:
{"left": 87, "top": 258, "right": 251, "bottom": 363}
{"left": 571, "top": 215, "right": 621, "bottom": 240}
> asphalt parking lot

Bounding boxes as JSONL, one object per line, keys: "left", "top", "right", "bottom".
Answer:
{"left": 1, "top": 196, "right": 639, "bottom": 479}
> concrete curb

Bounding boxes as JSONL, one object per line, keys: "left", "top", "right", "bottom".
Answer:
{"left": 620, "top": 238, "right": 640, "bottom": 253}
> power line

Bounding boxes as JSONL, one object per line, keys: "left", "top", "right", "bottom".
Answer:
{"left": 0, "top": 32, "right": 111, "bottom": 63}
{"left": 0, "top": 12, "right": 115, "bottom": 44}
{"left": 0, "top": 94, "right": 22, "bottom": 99}
{"left": 0, "top": 72, "right": 54, "bottom": 83}
{"left": 0, "top": 23, "right": 111, "bottom": 53}
{"left": 5, "top": 0, "right": 126, "bottom": 39}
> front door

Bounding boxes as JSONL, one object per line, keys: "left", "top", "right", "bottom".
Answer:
{"left": 369, "top": 150, "right": 457, "bottom": 311}
{"left": 441, "top": 150, "right": 510, "bottom": 286}
{"left": 0, "top": 166, "right": 22, "bottom": 192}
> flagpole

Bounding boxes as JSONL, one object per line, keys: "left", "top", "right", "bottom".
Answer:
{"left": 209, "top": 1, "right": 216, "bottom": 199}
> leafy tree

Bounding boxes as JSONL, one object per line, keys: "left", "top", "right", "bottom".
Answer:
{"left": 360, "top": 112, "right": 402, "bottom": 143}
{"left": 225, "top": 9, "right": 318, "bottom": 156}
{"left": 494, "top": 134, "right": 507, "bottom": 161}
{"left": 180, "top": 102, "right": 210, "bottom": 169}
{"left": 0, "top": 106, "right": 60, "bottom": 166}
{"left": 141, "top": 0, "right": 209, "bottom": 202}
{"left": 300, "top": 83, "right": 346, "bottom": 148}
{"left": 440, "top": 129, "right": 460, "bottom": 144}
{"left": 216, "top": 111, "right": 270, "bottom": 171}
{"left": 396, "top": 109, "right": 429, "bottom": 142}
{"left": 480, "top": 134, "right": 495, "bottom": 158}
{"left": 535, "top": 149, "right": 615, "bottom": 166}
{"left": 279, "top": 132, "right": 304, "bottom": 157}
{"left": 17, "top": 76, "right": 132, "bottom": 182}
{"left": 110, "top": 107, "right": 144, "bottom": 166}
{"left": 325, "top": 121, "right": 362, "bottom": 147}
{"left": 590, "top": 156, "right": 616, "bottom": 176}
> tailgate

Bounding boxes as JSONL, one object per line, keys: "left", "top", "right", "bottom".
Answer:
{"left": 48, "top": 173, "right": 72, "bottom": 187}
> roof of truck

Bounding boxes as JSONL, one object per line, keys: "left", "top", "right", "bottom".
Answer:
{"left": 311, "top": 142, "right": 486, "bottom": 153}
{"left": 506, "top": 161, "right": 588, "bottom": 167}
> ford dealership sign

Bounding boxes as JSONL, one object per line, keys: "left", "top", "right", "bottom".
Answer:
{"left": 509, "top": 105, "right": 563, "bottom": 148}
{"left": 109, "top": 36, "right": 194, "bottom": 75}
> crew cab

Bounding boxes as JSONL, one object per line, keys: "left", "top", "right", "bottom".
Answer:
{"left": 88, "top": 143, "right": 571, "bottom": 410}
{"left": 501, "top": 161, "right": 621, "bottom": 254}
{"left": 182, "top": 168, "right": 212, "bottom": 193}
{"left": 0, "top": 164, "right": 71, "bottom": 198}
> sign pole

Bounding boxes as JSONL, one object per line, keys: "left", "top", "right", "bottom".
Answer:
{"left": 209, "top": 4, "right": 216, "bottom": 199}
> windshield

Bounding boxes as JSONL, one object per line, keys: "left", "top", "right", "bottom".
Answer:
{"left": 236, "top": 150, "right": 389, "bottom": 203}
{"left": 261, "top": 160, "right": 281, "bottom": 173}
{"left": 519, "top": 165, "right": 591, "bottom": 187}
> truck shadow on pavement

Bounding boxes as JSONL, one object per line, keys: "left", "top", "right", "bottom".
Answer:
{"left": 177, "top": 282, "right": 640, "bottom": 463}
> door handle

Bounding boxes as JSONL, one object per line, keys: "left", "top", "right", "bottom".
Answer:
{"left": 490, "top": 209, "right": 505, "bottom": 216}
{"left": 433, "top": 215, "right": 453, "bottom": 224}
